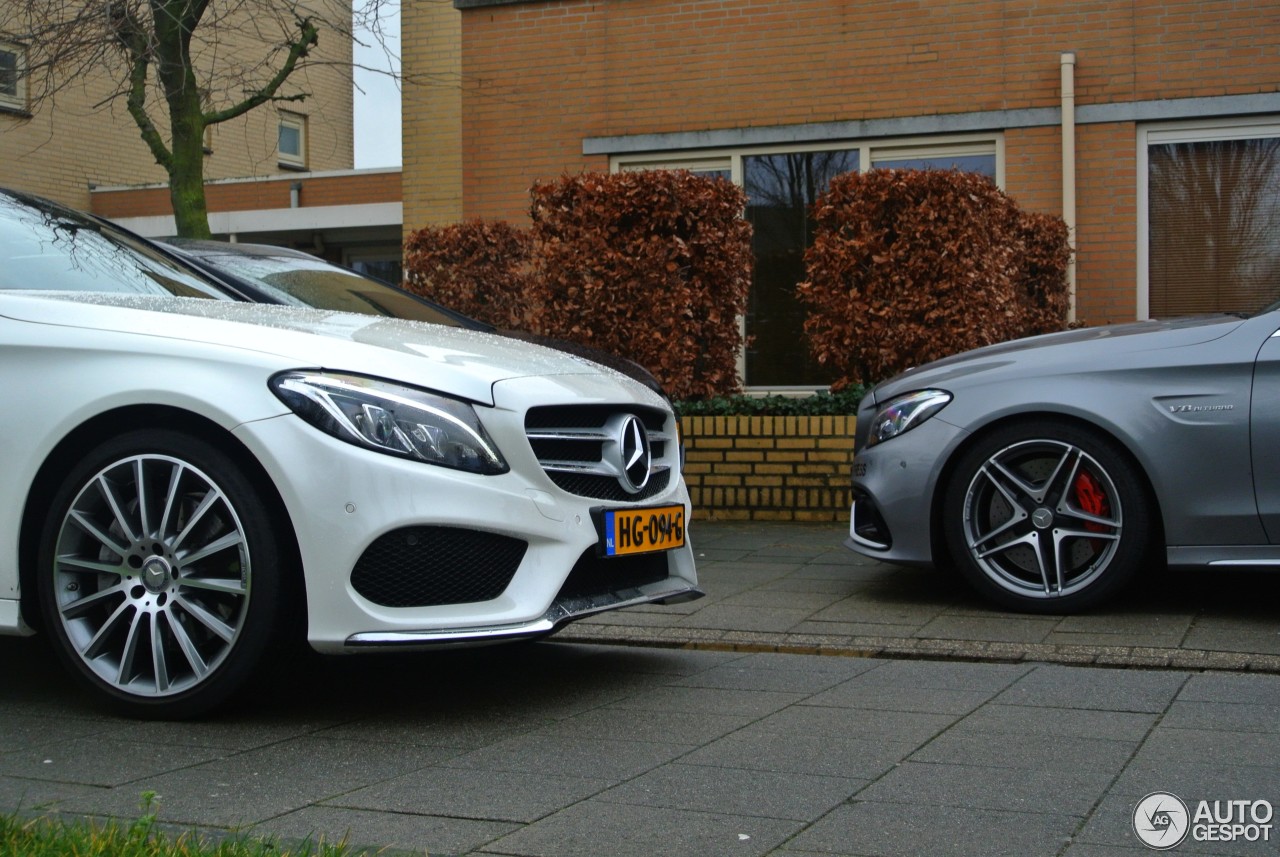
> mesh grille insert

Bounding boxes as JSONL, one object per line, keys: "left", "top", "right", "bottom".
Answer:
{"left": 352, "top": 526, "right": 527, "bottom": 608}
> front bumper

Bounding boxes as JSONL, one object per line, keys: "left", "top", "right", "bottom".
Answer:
{"left": 846, "top": 417, "right": 968, "bottom": 567}
{"left": 234, "top": 375, "right": 700, "bottom": 654}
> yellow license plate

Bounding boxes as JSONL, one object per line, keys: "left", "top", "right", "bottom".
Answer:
{"left": 602, "top": 505, "right": 686, "bottom": 556}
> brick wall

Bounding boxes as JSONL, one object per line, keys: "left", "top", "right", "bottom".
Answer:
{"left": 91, "top": 170, "right": 402, "bottom": 220}
{"left": 405, "top": 0, "right": 1280, "bottom": 327}
{"left": 681, "top": 415, "right": 855, "bottom": 522}
{"left": 401, "top": 0, "right": 464, "bottom": 235}
{"left": 0, "top": 0, "right": 354, "bottom": 212}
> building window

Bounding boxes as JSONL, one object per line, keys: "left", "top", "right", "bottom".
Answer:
{"left": 278, "top": 111, "right": 307, "bottom": 169}
{"left": 616, "top": 137, "right": 1000, "bottom": 389}
{"left": 0, "top": 43, "right": 26, "bottom": 113}
{"left": 1141, "top": 120, "right": 1280, "bottom": 319}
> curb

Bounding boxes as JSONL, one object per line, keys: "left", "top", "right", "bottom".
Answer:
{"left": 556, "top": 623, "right": 1280, "bottom": 674}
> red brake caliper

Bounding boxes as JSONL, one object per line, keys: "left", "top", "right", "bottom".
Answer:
{"left": 1073, "top": 470, "right": 1110, "bottom": 543}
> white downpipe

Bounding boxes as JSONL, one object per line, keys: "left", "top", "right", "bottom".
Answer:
{"left": 1061, "top": 52, "right": 1078, "bottom": 322}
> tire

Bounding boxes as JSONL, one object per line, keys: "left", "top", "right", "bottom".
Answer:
{"left": 36, "top": 429, "right": 285, "bottom": 719}
{"left": 942, "top": 420, "right": 1152, "bottom": 613}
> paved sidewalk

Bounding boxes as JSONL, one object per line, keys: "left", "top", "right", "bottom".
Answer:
{"left": 562, "top": 521, "right": 1280, "bottom": 673}
{"left": 2, "top": 521, "right": 1279, "bottom": 856}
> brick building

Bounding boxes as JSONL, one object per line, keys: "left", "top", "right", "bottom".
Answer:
{"left": 0, "top": 2, "right": 355, "bottom": 209}
{"left": 404, "top": 0, "right": 1280, "bottom": 390}
{"left": 0, "top": 0, "right": 404, "bottom": 274}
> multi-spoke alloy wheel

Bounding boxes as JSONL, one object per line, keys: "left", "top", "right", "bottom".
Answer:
{"left": 943, "top": 421, "right": 1150, "bottom": 613}
{"left": 38, "top": 430, "right": 283, "bottom": 718}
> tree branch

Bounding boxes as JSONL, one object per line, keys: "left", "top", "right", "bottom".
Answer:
{"left": 111, "top": 2, "right": 174, "bottom": 171}
{"left": 203, "top": 15, "right": 317, "bottom": 126}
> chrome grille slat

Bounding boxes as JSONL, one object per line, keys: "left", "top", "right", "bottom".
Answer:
{"left": 524, "top": 404, "right": 678, "bottom": 502}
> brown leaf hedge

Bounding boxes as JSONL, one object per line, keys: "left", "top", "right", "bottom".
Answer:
{"left": 406, "top": 171, "right": 753, "bottom": 401}
{"left": 528, "top": 171, "right": 752, "bottom": 400}
{"left": 403, "top": 219, "right": 533, "bottom": 330}
{"left": 404, "top": 168, "right": 1069, "bottom": 399}
{"left": 798, "top": 169, "right": 1071, "bottom": 388}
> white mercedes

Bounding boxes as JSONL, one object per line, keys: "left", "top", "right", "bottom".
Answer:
{"left": 0, "top": 189, "right": 700, "bottom": 718}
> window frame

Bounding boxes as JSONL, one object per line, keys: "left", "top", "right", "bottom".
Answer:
{"left": 612, "top": 133, "right": 1003, "bottom": 391}
{"left": 277, "top": 110, "right": 308, "bottom": 170}
{"left": 0, "top": 42, "right": 27, "bottom": 114}
{"left": 1137, "top": 117, "right": 1280, "bottom": 320}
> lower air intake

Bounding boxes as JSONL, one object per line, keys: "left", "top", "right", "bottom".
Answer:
{"left": 352, "top": 526, "right": 527, "bottom": 607}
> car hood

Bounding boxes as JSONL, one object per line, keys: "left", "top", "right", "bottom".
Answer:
{"left": 0, "top": 293, "right": 646, "bottom": 406}
{"left": 871, "top": 314, "right": 1248, "bottom": 403}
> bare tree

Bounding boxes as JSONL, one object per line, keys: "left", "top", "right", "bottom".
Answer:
{"left": 1, "top": 0, "right": 384, "bottom": 237}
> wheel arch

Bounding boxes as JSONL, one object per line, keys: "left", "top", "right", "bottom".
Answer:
{"left": 18, "top": 405, "right": 306, "bottom": 636}
{"left": 928, "top": 411, "right": 1166, "bottom": 567}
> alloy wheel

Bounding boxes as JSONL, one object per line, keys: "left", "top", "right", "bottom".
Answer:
{"left": 50, "top": 454, "right": 252, "bottom": 699}
{"left": 960, "top": 438, "right": 1123, "bottom": 600}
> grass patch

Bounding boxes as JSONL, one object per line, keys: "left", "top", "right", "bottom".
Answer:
{"left": 1, "top": 795, "right": 364, "bottom": 857}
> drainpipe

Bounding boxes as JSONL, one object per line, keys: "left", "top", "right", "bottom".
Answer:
{"left": 1061, "top": 52, "right": 1077, "bottom": 323}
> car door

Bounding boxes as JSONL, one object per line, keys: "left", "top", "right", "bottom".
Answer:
{"left": 1250, "top": 321, "right": 1280, "bottom": 542}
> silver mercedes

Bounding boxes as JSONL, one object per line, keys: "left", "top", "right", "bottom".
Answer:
{"left": 846, "top": 306, "right": 1280, "bottom": 612}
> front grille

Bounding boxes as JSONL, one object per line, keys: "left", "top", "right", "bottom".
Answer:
{"left": 556, "top": 546, "right": 670, "bottom": 600}
{"left": 525, "top": 404, "right": 678, "bottom": 501}
{"left": 546, "top": 469, "right": 672, "bottom": 502}
{"left": 352, "top": 526, "right": 527, "bottom": 607}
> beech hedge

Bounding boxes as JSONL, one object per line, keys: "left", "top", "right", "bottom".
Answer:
{"left": 404, "top": 171, "right": 753, "bottom": 401}
{"left": 797, "top": 169, "right": 1071, "bottom": 388}
{"left": 404, "top": 167, "right": 1069, "bottom": 400}
{"left": 403, "top": 219, "right": 532, "bottom": 330}
{"left": 528, "top": 171, "right": 752, "bottom": 400}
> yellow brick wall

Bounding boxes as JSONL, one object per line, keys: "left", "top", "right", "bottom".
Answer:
{"left": 681, "top": 415, "right": 856, "bottom": 522}
{"left": 400, "top": 0, "right": 463, "bottom": 236}
{"left": 0, "top": 0, "right": 354, "bottom": 211}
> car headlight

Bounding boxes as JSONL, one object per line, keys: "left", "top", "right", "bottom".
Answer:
{"left": 270, "top": 371, "right": 508, "bottom": 474}
{"left": 865, "top": 389, "right": 952, "bottom": 448}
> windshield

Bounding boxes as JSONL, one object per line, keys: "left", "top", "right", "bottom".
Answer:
{"left": 192, "top": 252, "right": 480, "bottom": 327}
{"left": 0, "top": 193, "right": 230, "bottom": 299}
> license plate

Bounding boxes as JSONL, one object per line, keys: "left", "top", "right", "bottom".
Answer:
{"left": 601, "top": 504, "right": 686, "bottom": 557}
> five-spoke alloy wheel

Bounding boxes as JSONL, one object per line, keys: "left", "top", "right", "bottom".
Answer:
{"left": 38, "top": 429, "right": 283, "bottom": 718}
{"left": 943, "top": 421, "right": 1151, "bottom": 613}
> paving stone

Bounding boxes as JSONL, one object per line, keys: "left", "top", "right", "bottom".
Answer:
{"left": 852, "top": 659, "right": 1034, "bottom": 692}
{"left": 330, "top": 766, "right": 613, "bottom": 823}
{"left": 855, "top": 760, "right": 1115, "bottom": 817}
{"left": 680, "top": 732, "right": 916, "bottom": 780}
{"left": 479, "top": 800, "right": 803, "bottom": 857}
{"left": 597, "top": 762, "right": 863, "bottom": 821}
{"left": 1178, "top": 672, "right": 1280, "bottom": 706}
{"left": 950, "top": 704, "right": 1158, "bottom": 742}
{"left": 0, "top": 737, "right": 228, "bottom": 787}
{"left": 995, "top": 664, "right": 1188, "bottom": 712}
{"left": 605, "top": 684, "right": 806, "bottom": 718}
{"left": 1159, "top": 700, "right": 1280, "bottom": 734}
{"left": 8, "top": 521, "right": 1280, "bottom": 857}
{"left": 786, "top": 801, "right": 1083, "bottom": 857}
{"left": 251, "top": 805, "right": 518, "bottom": 856}
{"left": 908, "top": 730, "right": 1137, "bottom": 772}
{"left": 743, "top": 703, "right": 958, "bottom": 744}
{"left": 804, "top": 680, "right": 998, "bottom": 715}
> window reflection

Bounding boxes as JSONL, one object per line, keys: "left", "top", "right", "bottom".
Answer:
{"left": 872, "top": 154, "right": 996, "bottom": 178}
{"left": 1149, "top": 138, "right": 1280, "bottom": 316}
{"left": 744, "top": 151, "right": 858, "bottom": 387}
